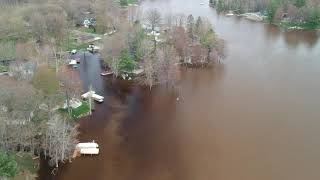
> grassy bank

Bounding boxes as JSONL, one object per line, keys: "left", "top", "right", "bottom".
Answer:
{"left": 0, "top": 65, "right": 9, "bottom": 73}
{"left": 275, "top": 21, "right": 320, "bottom": 30}
{"left": 71, "top": 101, "right": 90, "bottom": 119}
{"left": 59, "top": 101, "right": 91, "bottom": 119}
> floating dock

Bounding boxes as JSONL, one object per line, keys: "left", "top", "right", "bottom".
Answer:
{"left": 75, "top": 141, "right": 100, "bottom": 155}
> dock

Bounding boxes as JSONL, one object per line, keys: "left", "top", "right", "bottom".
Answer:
{"left": 75, "top": 141, "right": 100, "bottom": 155}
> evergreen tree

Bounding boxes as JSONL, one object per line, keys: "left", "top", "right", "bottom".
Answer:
{"left": 0, "top": 151, "right": 19, "bottom": 179}
{"left": 119, "top": 49, "right": 136, "bottom": 72}
{"left": 187, "top": 15, "right": 195, "bottom": 40}
{"left": 292, "top": 0, "right": 306, "bottom": 8}
{"left": 195, "top": 17, "right": 203, "bottom": 36}
{"left": 120, "top": 0, "right": 128, "bottom": 6}
{"left": 266, "top": 0, "right": 280, "bottom": 23}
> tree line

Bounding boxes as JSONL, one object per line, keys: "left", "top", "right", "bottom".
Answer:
{"left": 211, "top": 0, "right": 320, "bottom": 28}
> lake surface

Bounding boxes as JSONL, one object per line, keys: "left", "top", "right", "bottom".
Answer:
{"left": 39, "top": 0, "right": 320, "bottom": 179}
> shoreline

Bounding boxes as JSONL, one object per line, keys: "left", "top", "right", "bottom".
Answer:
{"left": 219, "top": 10, "right": 320, "bottom": 31}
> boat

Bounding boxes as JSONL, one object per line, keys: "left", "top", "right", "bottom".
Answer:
{"left": 69, "top": 59, "right": 77, "bottom": 65}
{"left": 81, "top": 91, "right": 95, "bottom": 99}
{"left": 91, "top": 94, "right": 104, "bottom": 103}
{"left": 81, "top": 91, "right": 104, "bottom": 103}
{"left": 100, "top": 71, "right": 113, "bottom": 76}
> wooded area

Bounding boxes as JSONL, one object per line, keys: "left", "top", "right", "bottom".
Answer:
{"left": 211, "top": 0, "right": 320, "bottom": 28}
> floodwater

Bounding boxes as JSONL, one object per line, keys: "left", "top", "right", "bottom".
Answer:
{"left": 39, "top": 0, "right": 320, "bottom": 180}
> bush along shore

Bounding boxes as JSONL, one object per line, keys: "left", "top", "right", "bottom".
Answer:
{"left": 209, "top": 0, "right": 320, "bottom": 30}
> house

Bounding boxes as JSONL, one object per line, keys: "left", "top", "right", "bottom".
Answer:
{"left": 83, "top": 18, "right": 96, "bottom": 28}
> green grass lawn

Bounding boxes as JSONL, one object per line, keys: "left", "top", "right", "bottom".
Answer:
{"left": 78, "top": 27, "right": 97, "bottom": 34}
{"left": 0, "top": 65, "right": 9, "bottom": 73}
{"left": 71, "top": 101, "right": 90, "bottom": 118}
{"left": 59, "top": 36, "right": 90, "bottom": 52}
{"left": 59, "top": 101, "right": 91, "bottom": 119}
{"left": 276, "top": 21, "right": 320, "bottom": 30}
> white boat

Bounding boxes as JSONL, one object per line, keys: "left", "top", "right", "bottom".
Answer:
{"left": 92, "top": 94, "right": 104, "bottom": 103}
{"left": 81, "top": 91, "right": 96, "bottom": 99}
{"left": 81, "top": 91, "right": 104, "bottom": 102}
{"left": 69, "top": 59, "right": 77, "bottom": 65}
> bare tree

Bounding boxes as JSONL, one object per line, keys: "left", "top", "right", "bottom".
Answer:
{"left": 140, "top": 54, "right": 156, "bottom": 89}
{"left": 58, "top": 66, "right": 82, "bottom": 115}
{"left": 173, "top": 27, "right": 188, "bottom": 63}
{"left": 155, "top": 44, "right": 180, "bottom": 89}
{"left": 145, "top": 9, "right": 162, "bottom": 51}
{"left": 102, "top": 32, "right": 126, "bottom": 76}
{"left": 45, "top": 114, "right": 79, "bottom": 167}
{"left": 145, "top": 9, "right": 161, "bottom": 31}
{"left": 30, "top": 12, "right": 47, "bottom": 43}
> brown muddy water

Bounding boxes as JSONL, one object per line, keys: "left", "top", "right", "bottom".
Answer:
{"left": 39, "top": 0, "right": 320, "bottom": 180}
